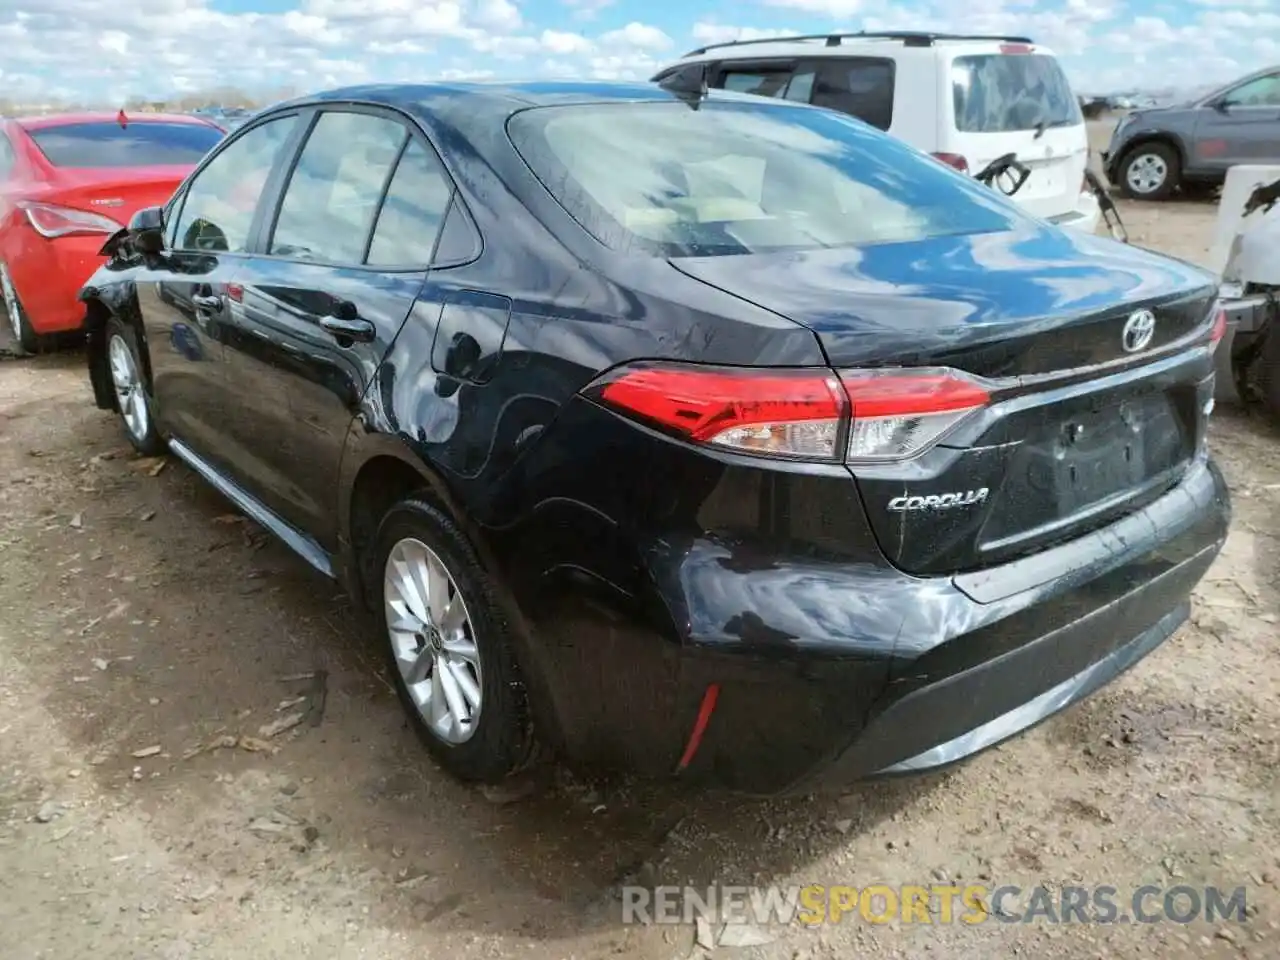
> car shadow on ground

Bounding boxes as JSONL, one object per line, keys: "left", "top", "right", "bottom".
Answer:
{"left": 0, "top": 348, "right": 951, "bottom": 948}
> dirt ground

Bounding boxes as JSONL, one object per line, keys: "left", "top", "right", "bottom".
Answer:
{"left": 1, "top": 123, "right": 1278, "bottom": 960}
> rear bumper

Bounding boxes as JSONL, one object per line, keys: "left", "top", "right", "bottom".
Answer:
{"left": 873, "top": 607, "right": 1182, "bottom": 774}
{"left": 1047, "top": 191, "right": 1102, "bottom": 235}
{"left": 1214, "top": 290, "right": 1274, "bottom": 403}
{"left": 672, "top": 455, "right": 1229, "bottom": 794}
{"left": 8, "top": 233, "right": 105, "bottom": 334}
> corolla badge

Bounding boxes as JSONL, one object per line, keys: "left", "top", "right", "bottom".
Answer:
{"left": 888, "top": 488, "right": 990, "bottom": 512}
{"left": 1121, "top": 309, "right": 1156, "bottom": 353}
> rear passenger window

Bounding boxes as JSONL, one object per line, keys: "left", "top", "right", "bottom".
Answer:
{"left": 270, "top": 111, "right": 407, "bottom": 265}
{"left": 720, "top": 67, "right": 797, "bottom": 99}
{"left": 718, "top": 65, "right": 817, "bottom": 103}
{"left": 812, "top": 60, "right": 895, "bottom": 130}
{"left": 366, "top": 139, "right": 453, "bottom": 267}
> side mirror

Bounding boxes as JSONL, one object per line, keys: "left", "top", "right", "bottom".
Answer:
{"left": 1212, "top": 97, "right": 1233, "bottom": 113}
{"left": 128, "top": 205, "right": 165, "bottom": 255}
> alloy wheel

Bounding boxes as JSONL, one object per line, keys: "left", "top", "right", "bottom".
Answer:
{"left": 1125, "top": 153, "right": 1167, "bottom": 195}
{"left": 107, "top": 334, "right": 150, "bottom": 442}
{"left": 383, "top": 537, "right": 483, "bottom": 744}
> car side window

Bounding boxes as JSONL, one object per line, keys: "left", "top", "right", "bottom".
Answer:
{"left": 1224, "top": 74, "right": 1280, "bottom": 107}
{"left": 269, "top": 111, "right": 407, "bottom": 265}
{"left": 365, "top": 138, "right": 454, "bottom": 267}
{"left": 811, "top": 59, "right": 896, "bottom": 130}
{"left": 781, "top": 69, "right": 817, "bottom": 103}
{"left": 170, "top": 115, "right": 298, "bottom": 253}
{"left": 719, "top": 65, "right": 798, "bottom": 99}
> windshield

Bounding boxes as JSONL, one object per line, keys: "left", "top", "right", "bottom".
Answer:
{"left": 28, "top": 122, "right": 224, "bottom": 168}
{"left": 506, "top": 100, "right": 1023, "bottom": 258}
{"left": 951, "top": 54, "right": 1082, "bottom": 133}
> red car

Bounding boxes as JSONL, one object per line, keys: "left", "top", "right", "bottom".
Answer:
{"left": 0, "top": 112, "right": 225, "bottom": 352}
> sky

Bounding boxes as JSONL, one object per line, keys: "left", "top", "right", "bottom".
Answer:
{"left": 0, "top": 0, "right": 1276, "bottom": 105}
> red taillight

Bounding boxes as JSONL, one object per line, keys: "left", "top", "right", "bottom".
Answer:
{"left": 1210, "top": 306, "right": 1227, "bottom": 350}
{"left": 999, "top": 43, "right": 1034, "bottom": 54}
{"left": 18, "top": 201, "right": 122, "bottom": 239}
{"left": 597, "top": 365, "right": 847, "bottom": 460}
{"left": 931, "top": 152, "right": 969, "bottom": 173}
{"left": 841, "top": 369, "right": 989, "bottom": 461}
{"left": 590, "top": 363, "right": 990, "bottom": 463}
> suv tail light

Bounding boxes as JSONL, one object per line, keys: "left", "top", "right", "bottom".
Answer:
{"left": 931, "top": 152, "right": 969, "bottom": 173}
{"left": 588, "top": 363, "right": 990, "bottom": 463}
{"left": 19, "top": 201, "right": 123, "bottom": 239}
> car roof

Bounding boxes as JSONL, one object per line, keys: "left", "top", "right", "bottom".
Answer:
{"left": 676, "top": 31, "right": 1041, "bottom": 59}
{"left": 281, "top": 79, "right": 708, "bottom": 120}
{"left": 12, "top": 111, "right": 218, "bottom": 131}
{"left": 1197, "top": 63, "right": 1280, "bottom": 102}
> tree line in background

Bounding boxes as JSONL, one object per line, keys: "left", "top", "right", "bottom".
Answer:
{"left": 0, "top": 85, "right": 303, "bottom": 116}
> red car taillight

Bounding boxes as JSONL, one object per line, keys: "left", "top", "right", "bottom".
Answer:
{"left": 1210, "top": 306, "right": 1227, "bottom": 352}
{"left": 18, "top": 201, "right": 123, "bottom": 239}
{"left": 597, "top": 365, "right": 849, "bottom": 460}
{"left": 931, "top": 152, "right": 969, "bottom": 173}
{"left": 841, "top": 368, "right": 990, "bottom": 461}
{"left": 589, "top": 363, "right": 990, "bottom": 463}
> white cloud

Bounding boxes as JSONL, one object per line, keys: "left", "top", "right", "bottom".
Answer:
{"left": 600, "top": 22, "right": 673, "bottom": 52}
{"left": 690, "top": 23, "right": 800, "bottom": 47}
{"left": 0, "top": 0, "right": 1276, "bottom": 108}
{"left": 560, "top": 0, "right": 616, "bottom": 21}
{"left": 540, "top": 29, "right": 593, "bottom": 55}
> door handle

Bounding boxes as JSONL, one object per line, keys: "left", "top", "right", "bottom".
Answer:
{"left": 192, "top": 293, "right": 223, "bottom": 311}
{"left": 319, "top": 314, "right": 376, "bottom": 343}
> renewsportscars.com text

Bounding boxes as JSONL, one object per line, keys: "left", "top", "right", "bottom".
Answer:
{"left": 621, "top": 884, "right": 1249, "bottom": 927}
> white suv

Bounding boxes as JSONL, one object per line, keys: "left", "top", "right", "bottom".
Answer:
{"left": 653, "top": 31, "right": 1101, "bottom": 234}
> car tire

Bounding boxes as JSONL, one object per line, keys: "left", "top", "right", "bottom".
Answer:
{"left": 105, "top": 316, "right": 165, "bottom": 456}
{"left": 0, "top": 262, "right": 38, "bottom": 355}
{"left": 374, "top": 496, "right": 536, "bottom": 783}
{"left": 1118, "top": 142, "right": 1180, "bottom": 201}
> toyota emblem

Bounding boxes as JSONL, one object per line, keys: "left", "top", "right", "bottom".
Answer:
{"left": 1121, "top": 309, "right": 1156, "bottom": 353}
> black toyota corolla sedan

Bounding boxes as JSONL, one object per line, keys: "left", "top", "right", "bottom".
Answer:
{"left": 79, "top": 80, "right": 1230, "bottom": 794}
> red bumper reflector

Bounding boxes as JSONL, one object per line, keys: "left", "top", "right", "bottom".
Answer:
{"left": 676, "top": 683, "right": 720, "bottom": 771}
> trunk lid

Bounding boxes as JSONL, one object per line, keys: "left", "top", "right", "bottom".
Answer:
{"left": 42, "top": 167, "right": 191, "bottom": 225}
{"left": 669, "top": 225, "right": 1220, "bottom": 575}
{"left": 956, "top": 127, "right": 1087, "bottom": 220}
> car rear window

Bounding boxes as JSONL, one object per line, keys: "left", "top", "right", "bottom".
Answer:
{"left": 951, "top": 53, "right": 1082, "bottom": 133}
{"left": 506, "top": 99, "right": 1022, "bottom": 258}
{"left": 27, "top": 122, "right": 224, "bottom": 168}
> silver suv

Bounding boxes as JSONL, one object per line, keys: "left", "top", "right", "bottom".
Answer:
{"left": 1103, "top": 65, "right": 1280, "bottom": 200}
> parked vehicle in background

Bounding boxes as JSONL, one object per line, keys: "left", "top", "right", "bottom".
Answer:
{"left": 653, "top": 31, "right": 1101, "bottom": 235}
{"left": 81, "top": 81, "right": 1229, "bottom": 795}
{"left": 1103, "top": 65, "right": 1280, "bottom": 200}
{"left": 1209, "top": 165, "right": 1280, "bottom": 420}
{"left": 219, "top": 108, "right": 252, "bottom": 131}
{"left": 1080, "top": 95, "right": 1110, "bottom": 120}
{"left": 0, "top": 112, "right": 225, "bottom": 352}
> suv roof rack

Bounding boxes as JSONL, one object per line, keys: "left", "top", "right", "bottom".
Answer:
{"left": 684, "top": 31, "right": 1036, "bottom": 57}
